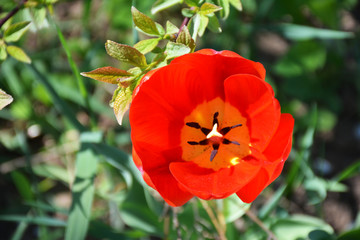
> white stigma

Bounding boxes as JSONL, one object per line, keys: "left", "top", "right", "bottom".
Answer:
{"left": 206, "top": 123, "right": 223, "bottom": 139}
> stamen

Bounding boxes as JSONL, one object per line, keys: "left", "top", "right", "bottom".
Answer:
{"left": 220, "top": 123, "right": 242, "bottom": 135}
{"left": 186, "top": 122, "right": 201, "bottom": 129}
{"left": 213, "top": 112, "right": 219, "bottom": 125}
{"left": 223, "top": 138, "right": 241, "bottom": 145}
{"left": 201, "top": 128, "right": 211, "bottom": 135}
{"left": 187, "top": 139, "right": 208, "bottom": 145}
{"left": 210, "top": 144, "right": 219, "bottom": 162}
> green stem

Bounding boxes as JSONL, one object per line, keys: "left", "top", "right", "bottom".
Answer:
{"left": 0, "top": 0, "right": 28, "bottom": 29}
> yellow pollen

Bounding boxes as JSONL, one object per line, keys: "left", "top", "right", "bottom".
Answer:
{"left": 230, "top": 157, "right": 240, "bottom": 166}
{"left": 206, "top": 123, "right": 223, "bottom": 139}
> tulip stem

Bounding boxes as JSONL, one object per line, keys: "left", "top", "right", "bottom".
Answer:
{"left": 245, "top": 209, "right": 278, "bottom": 240}
{"left": 199, "top": 200, "right": 226, "bottom": 240}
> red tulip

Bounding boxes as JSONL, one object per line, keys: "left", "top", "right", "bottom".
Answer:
{"left": 130, "top": 49, "right": 294, "bottom": 207}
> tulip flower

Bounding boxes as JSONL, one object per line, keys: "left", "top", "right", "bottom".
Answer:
{"left": 130, "top": 49, "right": 294, "bottom": 207}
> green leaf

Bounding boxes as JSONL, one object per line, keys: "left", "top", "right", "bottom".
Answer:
{"left": 182, "top": 8, "right": 196, "bottom": 17}
{"left": 131, "top": 7, "right": 160, "bottom": 36}
{"left": 32, "top": 164, "right": 69, "bottom": 183}
{"left": 217, "top": 0, "right": 230, "bottom": 19}
{"left": 229, "top": 0, "right": 242, "bottom": 10}
{"left": 334, "top": 160, "right": 360, "bottom": 182}
{"left": 337, "top": 228, "right": 360, "bottom": 240}
{"left": 113, "top": 87, "right": 133, "bottom": 125}
{"left": 309, "top": 230, "right": 336, "bottom": 240}
{"left": 0, "top": 43, "right": 7, "bottom": 60}
{"left": 120, "top": 201, "right": 163, "bottom": 234}
{"left": 223, "top": 194, "right": 250, "bottom": 223}
{"left": 176, "top": 26, "right": 195, "bottom": 51}
{"left": 185, "top": 0, "right": 201, "bottom": 7}
{"left": 273, "top": 23, "right": 354, "bottom": 40}
{"left": 65, "top": 142, "right": 99, "bottom": 240}
{"left": 0, "top": 88, "right": 13, "bottom": 110}
{"left": 200, "top": 3, "right": 222, "bottom": 15}
{"left": 11, "top": 171, "right": 34, "bottom": 201}
{"left": 134, "top": 38, "right": 160, "bottom": 54}
{"left": 192, "top": 13, "right": 201, "bottom": 39}
{"left": 6, "top": 46, "right": 31, "bottom": 63}
{"left": 4, "top": 21, "right": 31, "bottom": 42}
{"left": 151, "top": 0, "right": 184, "bottom": 14}
{"left": 258, "top": 185, "right": 286, "bottom": 219}
{"left": 271, "top": 215, "right": 334, "bottom": 240}
{"left": 165, "top": 42, "right": 191, "bottom": 60}
{"left": 304, "top": 177, "right": 327, "bottom": 205}
{"left": 166, "top": 21, "right": 179, "bottom": 35}
{"left": 198, "top": 14, "right": 209, "bottom": 36}
{"left": 105, "top": 40, "right": 147, "bottom": 67}
{"left": 81, "top": 67, "right": 132, "bottom": 84}
{"left": 155, "top": 23, "right": 165, "bottom": 36}
{"left": 207, "top": 15, "right": 222, "bottom": 33}
{"left": 0, "top": 215, "right": 66, "bottom": 227}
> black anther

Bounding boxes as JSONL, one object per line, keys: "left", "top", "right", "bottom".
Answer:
{"left": 213, "top": 112, "right": 219, "bottom": 125}
{"left": 201, "top": 128, "right": 211, "bottom": 135}
{"left": 186, "top": 122, "right": 201, "bottom": 129}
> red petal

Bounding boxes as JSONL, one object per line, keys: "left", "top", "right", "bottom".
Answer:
{"left": 172, "top": 51, "right": 266, "bottom": 81}
{"left": 130, "top": 62, "right": 220, "bottom": 160}
{"left": 224, "top": 74, "right": 281, "bottom": 152}
{"left": 236, "top": 168, "right": 270, "bottom": 203}
{"left": 146, "top": 167, "right": 194, "bottom": 207}
{"left": 263, "top": 113, "right": 294, "bottom": 162}
{"left": 169, "top": 161, "right": 260, "bottom": 199}
{"left": 133, "top": 146, "right": 193, "bottom": 206}
{"left": 236, "top": 114, "right": 294, "bottom": 203}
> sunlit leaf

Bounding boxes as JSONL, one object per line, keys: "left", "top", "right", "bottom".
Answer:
{"left": 151, "top": 0, "right": 183, "bottom": 14}
{"left": 134, "top": 38, "right": 160, "bottom": 54}
{"left": 200, "top": 3, "right": 222, "bottom": 15}
{"left": 198, "top": 14, "right": 209, "bottom": 36}
{"left": 4, "top": 21, "right": 31, "bottom": 42}
{"left": 176, "top": 26, "right": 195, "bottom": 51}
{"left": 81, "top": 67, "right": 132, "bottom": 84}
{"left": 271, "top": 215, "right": 334, "bottom": 240}
{"left": 0, "top": 43, "right": 7, "bottom": 60}
{"left": 131, "top": 7, "right": 160, "bottom": 36}
{"left": 166, "top": 21, "right": 179, "bottom": 35}
{"left": 165, "top": 42, "right": 191, "bottom": 60}
{"left": 6, "top": 46, "right": 31, "bottom": 63}
{"left": 0, "top": 89, "right": 13, "bottom": 110}
{"left": 113, "top": 87, "right": 133, "bottom": 125}
{"left": 105, "top": 40, "right": 147, "bottom": 67}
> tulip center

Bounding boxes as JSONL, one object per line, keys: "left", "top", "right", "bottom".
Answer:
{"left": 181, "top": 97, "right": 250, "bottom": 171}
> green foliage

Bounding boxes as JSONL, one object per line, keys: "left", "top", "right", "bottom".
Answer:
{"left": 0, "top": 88, "right": 13, "bottom": 110}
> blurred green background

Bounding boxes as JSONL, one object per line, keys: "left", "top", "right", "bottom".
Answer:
{"left": 1, "top": 0, "right": 360, "bottom": 239}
